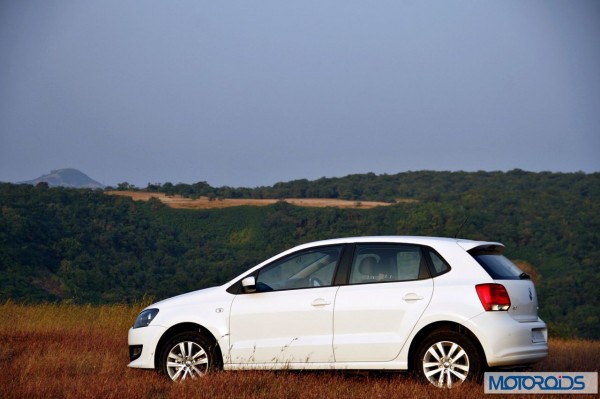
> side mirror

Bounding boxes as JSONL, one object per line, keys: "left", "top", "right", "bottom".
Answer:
{"left": 241, "top": 276, "right": 256, "bottom": 293}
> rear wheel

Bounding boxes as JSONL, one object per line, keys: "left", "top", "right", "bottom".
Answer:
{"left": 158, "top": 331, "right": 220, "bottom": 381}
{"left": 415, "top": 330, "right": 482, "bottom": 388}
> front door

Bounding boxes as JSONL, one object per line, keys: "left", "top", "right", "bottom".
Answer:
{"left": 228, "top": 245, "right": 342, "bottom": 365}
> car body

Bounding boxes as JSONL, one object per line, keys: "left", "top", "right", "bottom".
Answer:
{"left": 128, "top": 236, "right": 548, "bottom": 388}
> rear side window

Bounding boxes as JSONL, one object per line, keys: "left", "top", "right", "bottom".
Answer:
{"left": 349, "top": 244, "right": 430, "bottom": 284}
{"left": 471, "top": 254, "right": 524, "bottom": 280}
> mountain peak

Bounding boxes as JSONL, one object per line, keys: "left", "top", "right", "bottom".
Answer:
{"left": 21, "top": 168, "right": 105, "bottom": 189}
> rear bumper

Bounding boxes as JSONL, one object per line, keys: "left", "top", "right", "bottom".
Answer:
{"left": 466, "top": 313, "right": 548, "bottom": 367}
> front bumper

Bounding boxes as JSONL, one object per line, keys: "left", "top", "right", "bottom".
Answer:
{"left": 127, "top": 325, "right": 167, "bottom": 369}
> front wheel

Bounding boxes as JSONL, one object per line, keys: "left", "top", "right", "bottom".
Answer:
{"left": 415, "top": 331, "right": 482, "bottom": 388}
{"left": 158, "top": 331, "right": 220, "bottom": 381}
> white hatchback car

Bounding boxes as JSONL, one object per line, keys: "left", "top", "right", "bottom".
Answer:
{"left": 128, "top": 236, "right": 548, "bottom": 388}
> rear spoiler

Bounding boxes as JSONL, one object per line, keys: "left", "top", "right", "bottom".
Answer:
{"left": 456, "top": 240, "right": 505, "bottom": 254}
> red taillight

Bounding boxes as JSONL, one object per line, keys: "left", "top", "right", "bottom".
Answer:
{"left": 476, "top": 283, "right": 511, "bottom": 311}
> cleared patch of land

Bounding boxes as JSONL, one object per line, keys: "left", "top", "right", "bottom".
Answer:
{"left": 106, "top": 191, "right": 411, "bottom": 209}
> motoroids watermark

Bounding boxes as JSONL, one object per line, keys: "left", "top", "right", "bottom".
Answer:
{"left": 484, "top": 372, "right": 598, "bottom": 394}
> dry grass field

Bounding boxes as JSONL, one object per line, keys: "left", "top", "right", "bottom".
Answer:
{"left": 106, "top": 191, "right": 407, "bottom": 209}
{"left": 1, "top": 301, "right": 598, "bottom": 399}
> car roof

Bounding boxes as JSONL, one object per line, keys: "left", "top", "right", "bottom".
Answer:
{"left": 291, "top": 236, "right": 504, "bottom": 252}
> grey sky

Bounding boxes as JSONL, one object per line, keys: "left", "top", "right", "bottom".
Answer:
{"left": 1, "top": 1, "right": 599, "bottom": 188}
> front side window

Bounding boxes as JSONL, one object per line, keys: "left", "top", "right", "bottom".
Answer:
{"left": 349, "top": 244, "right": 429, "bottom": 284}
{"left": 255, "top": 246, "right": 341, "bottom": 292}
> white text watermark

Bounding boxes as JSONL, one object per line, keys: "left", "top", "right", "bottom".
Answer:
{"left": 484, "top": 372, "right": 598, "bottom": 394}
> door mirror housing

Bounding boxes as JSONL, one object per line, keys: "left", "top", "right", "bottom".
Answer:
{"left": 241, "top": 276, "right": 256, "bottom": 293}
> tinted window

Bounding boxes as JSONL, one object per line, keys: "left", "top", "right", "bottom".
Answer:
{"left": 472, "top": 254, "right": 524, "bottom": 280}
{"left": 349, "top": 244, "right": 429, "bottom": 284}
{"left": 427, "top": 249, "right": 451, "bottom": 276}
{"left": 256, "top": 246, "right": 341, "bottom": 291}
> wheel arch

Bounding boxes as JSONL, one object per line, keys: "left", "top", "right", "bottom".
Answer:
{"left": 407, "top": 321, "right": 487, "bottom": 371}
{"left": 154, "top": 322, "right": 223, "bottom": 370}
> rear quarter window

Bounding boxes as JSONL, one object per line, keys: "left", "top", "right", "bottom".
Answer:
{"left": 426, "top": 249, "right": 451, "bottom": 277}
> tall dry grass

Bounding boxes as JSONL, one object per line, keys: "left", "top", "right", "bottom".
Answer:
{"left": 0, "top": 301, "right": 597, "bottom": 399}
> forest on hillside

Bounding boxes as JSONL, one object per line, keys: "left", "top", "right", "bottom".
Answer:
{"left": 1, "top": 170, "right": 599, "bottom": 339}
{"left": 119, "top": 169, "right": 598, "bottom": 202}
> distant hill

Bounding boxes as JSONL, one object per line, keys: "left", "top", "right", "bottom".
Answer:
{"left": 20, "top": 168, "right": 104, "bottom": 189}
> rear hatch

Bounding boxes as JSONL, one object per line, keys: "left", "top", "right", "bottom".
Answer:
{"left": 469, "top": 246, "right": 539, "bottom": 322}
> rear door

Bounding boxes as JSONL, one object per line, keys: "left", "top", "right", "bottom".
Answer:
{"left": 333, "top": 244, "right": 433, "bottom": 362}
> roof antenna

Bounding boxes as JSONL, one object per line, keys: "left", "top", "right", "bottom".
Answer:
{"left": 454, "top": 216, "right": 469, "bottom": 238}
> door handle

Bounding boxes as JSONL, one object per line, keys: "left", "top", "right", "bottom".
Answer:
{"left": 311, "top": 298, "right": 331, "bottom": 307}
{"left": 402, "top": 293, "right": 424, "bottom": 302}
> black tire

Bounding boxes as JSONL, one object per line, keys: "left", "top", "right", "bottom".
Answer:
{"left": 158, "top": 331, "right": 220, "bottom": 381}
{"left": 414, "top": 330, "right": 482, "bottom": 388}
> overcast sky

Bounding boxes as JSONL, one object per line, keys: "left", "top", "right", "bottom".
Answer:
{"left": 1, "top": 1, "right": 599, "bottom": 188}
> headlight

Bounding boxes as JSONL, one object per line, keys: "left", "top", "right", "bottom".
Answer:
{"left": 133, "top": 308, "right": 159, "bottom": 329}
